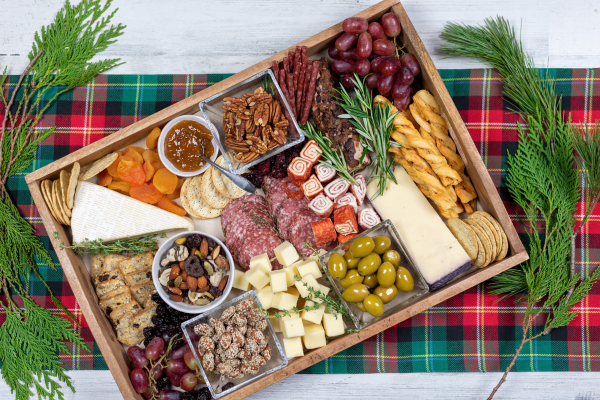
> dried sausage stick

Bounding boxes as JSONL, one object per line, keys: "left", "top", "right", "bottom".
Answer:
{"left": 292, "top": 47, "right": 302, "bottom": 95}
{"left": 283, "top": 56, "right": 290, "bottom": 75}
{"left": 296, "top": 54, "right": 307, "bottom": 114}
{"left": 299, "top": 60, "right": 320, "bottom": 125}
{"left": 272, "top": 60, "right": 280, "bottom": 80}
{"left": 286, "top": 72, "right": 296, "bottom": 117}
{"left": 279, "top": 70, "right": 292, "bottom": 108}
{"left": 300, "top": 62, "right": 312, "bottom": 116}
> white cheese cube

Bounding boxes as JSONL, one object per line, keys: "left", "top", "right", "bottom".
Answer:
{"left": 282, "top": 318, "right": 305, "bottom": 338}
{"left": 302, "top": 319, "right": 316, "bottom": 326}
{"left": 257, "top": 285, "right": 274, "bottom": 309}
{"left": 269, "top": 270, "right": 288, "bottom": 293}
{"left": 294, "top": 273, "right": 320, "bottom": 299}
{"left": 274, "top": 241, "right": 299, "bottom": 267}
{"left": 232, "top": 269, "right": 251, "bottom": 291}
{"left": 313, "top": 284, "right": 330, "bottom": 304}
{"left": 271, "top": 293, "right": 284, "bottom": 309}
{"left": 280, "top": 293, "right": 299, "bottom": 310}
{"left": 285, "top": 287, "right": 300, "bottom": 297}
{"left": 322, "top": 313, "right": 345, "bottom": 337}
{"left": 246, "top": 267, "right": 270, "bottom": 290}
{"left": 281, "top": 263, "right": 300, "bottom": 286}
{"left": 296, "top": 260, "right": 322, "bottom": 279}
{"left": 282, "top": 337, "right": 304, "bottom": 358}
{"left": 308, "top": 249, "right": 327, "bottom": 263}
{"left": 249, "top": 253, "right": 272, "bottom": 274}
{"left": 270, "top": 315, "right": 282, "bottom": 332}
{"left": 302, "top": 324, "right": 327, "bottom": 349}
{"left": 301, "top": 300, "right": 326, "bottom": 325}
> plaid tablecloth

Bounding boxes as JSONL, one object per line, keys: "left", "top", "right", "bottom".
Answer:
{"left": 3, "top": 69, "right": 599, "bottom": 373}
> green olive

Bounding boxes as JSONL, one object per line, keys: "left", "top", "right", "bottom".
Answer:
{"left": 395, "top": 267, "right": 415, "bottom": 293}
{"left": 343, "top": 251, "right": 360, "bottom": 269}
{"left": 357, "top": 252, "right": 382, "bottom": 276}
{"left": 328, "top": 253, "right": 347, "bottom": 279}
{"left": 355, "top": 301, "right": 368, "bottom": 312}
{"left": 349, "top": 237, "right": 375, "bottom": 258}
{"left": 363, "top": 273, "right": 379, "bottom": 289}
{"left": 363, "top": 294, "right": 384, "bottom": 317}
{"left": 342, "top": 283, "right": 370, "bottom": 303}
{"left": 373, "top": 236, "right": 391, "bottom": 255}
{"left": 373, "top": 285, "right": 398, "bottom": 304}
{"left": 382, "top": 250, "right": 401, "bottom": 267}
{"left": 376, "top": 262, "right": 396, "bottom": 287}
{"left": 340, "top": 269, "right": 364, "bottom": 288}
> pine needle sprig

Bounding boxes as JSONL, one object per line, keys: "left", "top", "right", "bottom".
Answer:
{"left": 55, "top": 232, "right": 165, "bottom": 256}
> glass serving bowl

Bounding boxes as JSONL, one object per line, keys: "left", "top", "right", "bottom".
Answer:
{"left": 181, "top": 290, "right": 287, "bottom": 398}
{"left": 198, "top": 69, "right": 305, "bottom": 175}
{"left": 319, "top": 219, "right": 429, "bottom": 330}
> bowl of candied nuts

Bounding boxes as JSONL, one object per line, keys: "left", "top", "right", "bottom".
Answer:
{"left": 152, "top": 231, "right": 234, "bottom": 313}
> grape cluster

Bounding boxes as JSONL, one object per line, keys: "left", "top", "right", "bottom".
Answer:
{"left": 329, "top": 13, "right": 421, "bottom": 110}
{"left": 241, "top": 141, "right": 304, "bottom": 187}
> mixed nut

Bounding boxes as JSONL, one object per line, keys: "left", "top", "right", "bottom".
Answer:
{"left": 158, "top": 234, "right": 230, "bottom": 305}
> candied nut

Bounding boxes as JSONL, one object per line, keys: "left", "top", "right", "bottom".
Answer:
{"left": 241, "top": 360, "right": 260, "bottom": 375}
{"left": 261, "top": 345, "right": 272, "bottom": 361}
{"left": 225, "top": 358, "right": 241, "bottom": 368}
{"left": 219, "top": 331, "right": 232, "bottom": 350}
{"left": 214, "top": 320, "right": 226, "bottom": 337}
{"left": 236, "top": 299, "right": 254, "bottom": 313}
{"left": 169, "top": 265, "right": 181, "bottom": 280}
{"left": 248, "top": 354, "right": 266, "bottom": 367}
{"left": 237, "top": 324, "right": 248, "bottom": 336}
{"left": 231, "top": 330, "right": 245, "bottom": 346}
{"left": 226, "top": 324, "right": 236, "bottom": 333}
{"left": 214, "top": 353, "right": 222, "bottom": 366}
{"left": 228, "top": 368, "right": 245, "bottom": 379}
{"left": 202, "top": 351, "right": 215, "bottom": 371}
{"left": 216, "top": 362, "right": 233, "bottom": 376}
{"left": 199, "top": 335, "right": 215, "bottom": 351}
{"left": 214, "top": 254, "right": 230, "bottom": 271}
{"left": 253, "top": 318, "right": 268, "bottom": 331}
{"left": 232, "top": 312, "right": 247, "bottom": 327}
{"left": 220, "top": 306, "right": 236, "bottom": 322}
{"left": 244, "top": 337, "right": 260, "bottom": 355}
{"left": 246, "top": 308, "right": 266, "bottom": 322}
{"left": 238, "top": 349, "right": 251, "bottom": 360}
{"left": 248, "top": 328, "right": 265, "bottom": 343}
{"left": 224, "top": 342, "right": 240, "bottom": 359}
{"left": 196, "top": 345, "right": 207, "bottom": 357}
{"left": 194, "top": 323, "right": 214, "bottom": 336}
{"left": 258, "top": 337, "right": 268, "bottom": 352}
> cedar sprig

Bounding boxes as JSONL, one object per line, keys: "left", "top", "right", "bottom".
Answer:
{"left": 55, "top": 232, "right": 165, "bottom": 256}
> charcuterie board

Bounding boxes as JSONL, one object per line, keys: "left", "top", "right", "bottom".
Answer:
{"left": 25, "top": 1, "right": 528, "bottom": 399}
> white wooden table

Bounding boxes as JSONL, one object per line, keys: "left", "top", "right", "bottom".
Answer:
{"left": 2, "top": 0, "right": 600, "bottom": 399}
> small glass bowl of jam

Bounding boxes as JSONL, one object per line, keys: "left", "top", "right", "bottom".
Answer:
{"left": 158, "top": 115, "right": 219, "bottom": 177}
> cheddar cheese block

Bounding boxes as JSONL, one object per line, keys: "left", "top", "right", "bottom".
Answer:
{"left": 367, "top": 165, "right": 471, "bottom": 290}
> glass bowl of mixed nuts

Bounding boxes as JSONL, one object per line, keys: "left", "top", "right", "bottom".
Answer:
{"left": 152, "top": 231, "right": 234, "bottom": 313}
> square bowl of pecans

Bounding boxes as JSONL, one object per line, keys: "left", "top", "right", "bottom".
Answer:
{"left": 199, "top": 69, "right": 305, "bottom": 175}
{"left": 181, "top": 291, "right": 288, "bottom": 398}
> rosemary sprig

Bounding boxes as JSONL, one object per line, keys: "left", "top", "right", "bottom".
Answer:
{"left": 302, "top": 121, "right": 358, "bottom": 186}
{"left": 335, "top": 73, "right": 400, "bottom": 200}
{"left": 54, "top": 232, "right": 164, "bottom": 256}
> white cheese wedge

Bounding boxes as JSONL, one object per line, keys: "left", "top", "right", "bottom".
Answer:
{"left": 296, "top": 260, "right": 322, "bottom": 279}
{"left": 282, "top": 318, "right": 305, "bottom": 338}
{"left": 269, "top": 270, "right": 288, "bottom": 293}
{"left": 302, "top": 324, "right": 327, "bottom": 349}
{"left": 294, "top": 273, "right": 320, "bottom": 299}
{"left": 249, "top": 253, "right": 272, "bottom": 274}
{"left": 257, "top": 285, "right": 274, "bottom": 309}
{"left": 71, "top": 181, "right": 193, "bottom": 243}
{"left": 246, "top": 267, "right": 270, "bottom": 290}
{"left": 282, "top": 337, "right": 304, "bottom": 358}
{"left": 274, "top": 241, "right": 299, "bottom": 266}
{"left": 301, "top": 300, "right": 326, "bottom": 325}
{"left": 322, "top": 313, "right": 345, "bottom": 337}
{"left": 367, "top": 166, "right": 471, "bottom": 290}
{"left": 232, "top": 269, "right": 251, "bottom": 291}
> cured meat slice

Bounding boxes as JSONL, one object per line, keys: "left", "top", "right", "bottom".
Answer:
{"left": 283, "top": 182, "right": 304, "bottom": 199}
{"left": 349, "top": 175, "right": 367, "bottom": 206}
{"left": 333, "top": 205, "right": 359, "bottom": 235}
{"left": 314, "top": 164, "right": 336, "bottom": 183}
{"left": 299, "top": 140, "right": 322, "bottom": 164}
{"left": 358, "top": 208, "right": 381, "bottom": 230}
{"left": 287, "top": 157, "right": 312, "bottom": 185}
{"left": 310, "top": 219, "right": 337, "bottom": 246}
{"left": 324, "top": 177, "right": 350, "bottom": 201}
{"left": 263, "top": 176, "right": 288, "bottom": 195}
{"left": 226, "top": 213, "right": 274, "bottom": 255}
{"left": 290, "top": 209, "right": 336, "bottom": 256}
{"left": 222, "top": 199, "right": 269, "bottom": 232}
{"left": 335, "top": 192, "right": 358, "bottom": 214}
{"left": 238, "top": 231, "right": 283, "bottom": 270}
{"left": 276, "top": 197, "right": 310, "bottom": 241}
{"left": 308, "top": 193, "right": 334, "bottom": 218}
{"left": 302, "top": 175, "right": 324, "bottom": 199}
{"left": 267, "top": 186, "right": 288, "bottom": 217}
{"left": 233, "top": 225, "right": 279, "bottom": 267}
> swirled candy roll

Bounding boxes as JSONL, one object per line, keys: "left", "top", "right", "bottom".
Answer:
{"left": 302, "top": 175, "right": 324, "bottom": 199}
{"left": 299, "top": 140, "right": 323, "bottom": 164}
{"left": 314, "top": 164, "right": 336, "bottom": 183}
{"left": 287, "top": 157, "right": 312, "bottom": 185}
{"left": 349, "top": 175, "right": 367, "bottom": 206}
{"left": 358, "top": 208, "right": 381, "bottom": 230}
{"left": 333, "top": 204, "right": 359, "bottom": 235}
{"left": 335, "top": 192, "right": 358, "bottom": 214}
{"left": 324, "top": 177, "right": 350, "bottom": 201}
{"left": 308, "top": 194, "right": 334, "bottom": 218}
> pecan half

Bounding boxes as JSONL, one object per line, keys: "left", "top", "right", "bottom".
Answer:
{"left": 270, "top": 101, "right": 281, "bottom": 124}
{"left": 253, "top": 103, "right": 269, "bottom": 127}
{"left": 267, "top": 141, "right": 279, "bottom": 151}
{"left": 262, "top": 125, "right": 272, "bottom": 144}
{"left": 236, "top": 151, "right": 259, "bottom": 163}
{"left": 274, "top": 118, "right": 289, "bottom": 129}
{"left": 272, "top": 127, "right": 287, "bottom": 145}
{"left": 234, "top": 118, "right": 245, "bottom": 141}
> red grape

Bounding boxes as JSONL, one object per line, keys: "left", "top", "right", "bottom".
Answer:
{"left": 130, "top": 368, "right": 149, "bottom": 394}
{"left": 143, "top": 382, "right": 158, "bottom": 399}
{"left": 335, "top": 32, "right": 358, "bottom": 52}
{"left": 354, "top": 59, "right": 371, "bottom": 76}
{"left": 371, "top": 56, "right": 386, "bottom": 72}
{"left": 328, "top": 45, "right": 341, "bottom": 59}
{"left": 401, "top": 53, "right": 420, "bottom": 76}
{"left": 356, "top": 32, "right": 373, "bottom": 59}
{"left": 332, "top": 59, "right": 354, "bottom": 75}
{"left": 396, "top": 66, "right": 414, "bottom": 85}
{"left": 171, "top": 343, "right": 189, "bottom": 360}
{"left": 180, "top": 372, "right": 198, "bottom": 392}
{"left": 166, "top": 358, "right": 191, "bottom": 376}
{"left": 391, "top": 83, "right": 411, "bottom": 100}
{"left": 145, "top": 337, "right": 164, "bottom": 361}
{"left": 380, "top": 57, "right": 401, "bottom": 76}
{"left": 340, "top": 74, "right": 356, "bottom": 89}
{"left": 368, "top": 22, "right": 387, "bottom": 40}
{"left": 165, "top": 370, "right": 182, "bottom": 387}
{"left": 338, "top": 47, "right": 360, "bottom": 60}
{"left": 365, "top": 72, "right": 380, "bottom": 89}
{"left": 377, "top": 73, "right": 395, "bottom": 94}
{"left": 127, "top": 346, "right": 149, "bottom": 369}
{"left": 394, "top": 92, "right": 412, "bottom": 110}
{"left": 159, "top": 390, "right": 182, "bottom": 400}
{"left": 150, "top": 363, "right": 163, "bottom": 380}
{"left": 342, "top": 17, "right": 368, "bottom": 34}
{"left": 183, "top": 348, "right": 199, "bottom": 370}
{"left": 373, "top": 39, "right": 395, "bottom": 56}
{"left": 381, "top": 12, "right": 402, "bottom": 37}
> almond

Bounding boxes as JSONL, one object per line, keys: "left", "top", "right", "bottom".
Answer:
{"left": 218, "top": 275, "right": 229, "bottom": 291}
{"left": 197, "top": 285, "right": 210, "bottom": 293}
{"left": 197, "top": 276, "right": 207, "bottom": 289}
{"left": 179, "top": 282, "right": 189, "bottom": 290}
{"left": 169, "top": 287, "right": 182, "bottom": 296}
{"left": 169, "top": 265, "right": 180, "bottom": 280}
{"left": 187, "top": 276, "right": 198, "bottom": 292}
{"left": 200, "top": 238, "right": 209, "bottom": 259}
{"left": 171, "top": 295, "right": 183, "bottom": 302}
{"left": 181, "top": 270, "right": 188, "bottom": 281}
{"left": 211, "top": 245, "right": 221, "bottom": 260}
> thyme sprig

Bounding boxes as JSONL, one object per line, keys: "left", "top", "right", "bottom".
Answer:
{"left": 293, "top": 274, "right": 349, "bottom": 319}
{"left": 55, "top": 232, "right": 165, "bottom": 256}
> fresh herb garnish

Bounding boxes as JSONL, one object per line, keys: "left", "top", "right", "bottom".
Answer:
{"left": 55, "top": 233, "right": 164, "bottom": 256}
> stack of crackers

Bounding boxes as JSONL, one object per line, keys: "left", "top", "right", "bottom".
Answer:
{"left": 180, "top": 152, "right": 248, "bottom": 219}
{"left": 447, "top": 211, "right": 508, "bottom": 268}
{"left": 91, "top": 252, "right": 158, "bottom": 346}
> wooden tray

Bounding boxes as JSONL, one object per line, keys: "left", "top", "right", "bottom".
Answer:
{"left": 25, "top": 1, "right": 528, "bottom": 398}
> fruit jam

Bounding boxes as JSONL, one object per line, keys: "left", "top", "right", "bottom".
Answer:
{"left": 164, "top": 120, "right": 214, "bottom": 172}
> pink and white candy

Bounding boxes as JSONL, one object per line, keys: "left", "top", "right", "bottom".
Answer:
{"left": 302, "top": 175, "right": 324, "bottom": 199}
{"left": 335, "top": 192, "right": 358, "bottom": 214}
{"left": 350, "top": 175, "right": 367, "bottom": 206}
{"left": 308, "top": 194, "right": 335, "bottom": 218}
{"left": 358, "top": 208, "right": 381, "bottom": 230}
{"left": 314, "top": 164, "right": 336, "bottom": 183}
{"left": 324, "top": 177, "right": 350, "bottom": 201}
{"left": 299, "top": 140, "right": 323, "bottom": 164}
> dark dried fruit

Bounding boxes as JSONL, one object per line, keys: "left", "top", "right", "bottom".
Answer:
{"left": 184, "top": 255, "right": 204, "bottom": 277}
{"left": 255, "top": 160, "right": 271, "bottom": 176}
{"left": 143, "top": 327, "right": 154, "bottom": 338}
{"left": 186, "top": 233, "right": 204, "bottom": 249}
{"left": 222, "top": 382, "right": 235, "bottom": 391}
{"left": 167, "top": 279, "right": 175, "bottom": 287}
{"left": 151, "top": 292, "right": 163, "bottom": 304}
{"left": 270, "top": 168, "right": 287, "bottom": 179}
{"left": 209, "top": 287, "right": 223, "bottom": 298}
{"left": 241, "top": 172, "right": 263, "bottom": 188}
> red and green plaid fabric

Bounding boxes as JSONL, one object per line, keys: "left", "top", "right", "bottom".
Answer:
{"left": 2, "top": 70, "right": 599, "bottom": 373}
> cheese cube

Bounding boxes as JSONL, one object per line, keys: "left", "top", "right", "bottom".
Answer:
{"left": 301, "top": 300, "right": 326, "bottom": 325}
{"left": 271, "top": 315, "right": 282, "bottom": 332}
{"left": 285, "top": 287, "right": 300, "bottom": 297}
{"left": 282, "top": 337, "right": 304, "bottom": 358}
{"left": 257, "top": 285, "right": 274, "bottom": 309}
{"left": 302, "top": 319, "right": 316, "bottom": 326}
{"left": 232, "top": 269, "right": 251, "bottom": 291}
{"left": 294, "top": 273, "right": 320, "bottom": 299}
{"left": 249, "top": 253, "right": 272, "bottom": 274}
{"left": 308, "top": 249, "right": 327, "bottom": 263}
{"left": 272, "top": 292, "right": 299, "bottom": 310}
{"left": 281, "top": 263, "right": 300, "bottom": 286}
{"left": 269, "top": 270, "right": 288, "bottom": 293}
{"left": 313, "top": 284, "right": 330, "bottom": 304}
{"left": 246, "top": 267, "right": 270, "bottom": 290}
{"left": 296, "top": 260, "right": 323, "bottom": 279}
{"left": 271, "top": 293, "right": 283, "bottom": 309}
{"left": 274, "top": 241, "right": 299, "bottom": 267}
{"left": 302, "top": 324, "right": 327, "bottom": 349}
{"left": 322, "top": 313, "right": 345, "bottom": 337}
{"left": 282, "top": 318, "right": 305, "bottom": 338}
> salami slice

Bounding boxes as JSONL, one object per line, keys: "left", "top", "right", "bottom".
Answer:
{"left": 222, "top": 198, "right": 268, "bottom": 232}
{"left": 277, "top": 197, "right": 310, "bottom": 241}
{"left": 237, "top": 230, "right": 283, "bottom": 270}
{"left": 266, "top": 183, "right": 289, "bottom": 217}
{"left": 232, "top": 225, "right": 279, "bottom": 266}
{"left": 290, "top": 209, "right": 336, "bottom": 256}
{"left": 226, "top": 213, "right": 274, "bottom": 256}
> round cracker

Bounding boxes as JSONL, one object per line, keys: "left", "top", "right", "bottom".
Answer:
{"left": 180, "top": 177, "right": 203, "bottom": 219}
{"left": 470, "top": 218, "right": 497, "bottom": 261}
{"left": 212, "top": 153, "right": 248, "bottom": 199}
{"left": 41, "top": 180, "right": 60, "bottom": 222}
{"left": 201, "top": 166, "right": 231, "bottom": 209}
{"left": 473, "top": 211, "right": 509, "bottom": 261}
{"left": 59, "top": 170, "right": 72, "bottom": 216}
{"left": 80, "top": 152, "right": 119, "bottom": 181}
{"left": 471, "top": 235, "right": 486, "bottom": 268}
{"left": 464, "top": 219, "right": 491, "bottom": 267}
{"left": 189, "top": 174, "right": 222, "bottom": 218}
{"left": 470, "top": 213, "right": 501, "bottom": 258}
{"left": 52, "top": 179, "right": 70, "bottom": 225}
{"left": 67, "top": 162, "right": 80, "bottom": 209}
{"left": 446, "top": 218, "right": 479, "bottom": 261}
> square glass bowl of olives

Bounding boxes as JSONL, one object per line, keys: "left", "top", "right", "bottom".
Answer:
{"left": 319, "top": 220, "right": 429, "bottom": 329}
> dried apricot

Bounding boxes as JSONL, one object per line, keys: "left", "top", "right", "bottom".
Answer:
{"left": 152, "top": 160, "right": 166, "bottom": 171}
{"left": 166, "top": 178, "right": 184, "bottom": 200}
{"left": 98, "top": 169, "right": 112, "bottom": 187}
{"left": 143, "top": 149, "right": 161, "bottom": 164}
{"left": 153, "top": 168, "right": 178, "bottom": 194}
{"left": 124, "top": 147, "right": 144, "bottom": 164}
{"left": 157, "top": 196, "right": 186, "bottom": 216}
{"left": 117, "top": 159, "right": 146, "bottom": 187}
{"left": 130, "top": 183, "right": 164, "bottom": 204}
{"left": 143, "top": 161, "right": 155, "bottom": 182}
{"left": 126, "top": 146, "right": 145, "bottom": 155}
{"left": 108, "top": 181, "right": 131, "bottom": 195}
{"left": 107, "top": 155, "right": 133, "bottom": 177}
{"left": 146, "top": 127, "right": 161, "bottom": 149}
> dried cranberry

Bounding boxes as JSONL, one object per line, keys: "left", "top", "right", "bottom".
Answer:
{"left": 255, "top": 160, "right": 271, "bottom": 176}
{"left": 241, "top": 172, "right": 263, "bottom": 189}
{"left": 274, "top": 152, "right": 288, "bottom": 169}
{"left": 270, "top": 169, "right": 287, "bottom": 179}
